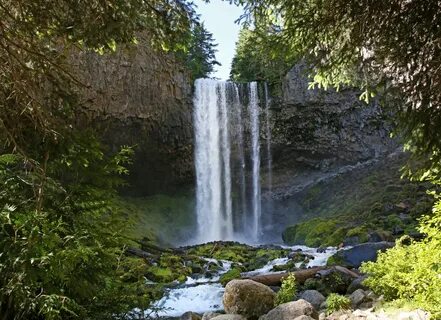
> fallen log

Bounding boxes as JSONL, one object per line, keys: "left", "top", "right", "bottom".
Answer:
{"left": 243, "top": 266, "right": 326, "bottom": 286}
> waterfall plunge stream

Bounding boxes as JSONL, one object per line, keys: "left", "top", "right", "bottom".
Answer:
{"left": 193, "top": 79, "right": 271, "bottom": 243}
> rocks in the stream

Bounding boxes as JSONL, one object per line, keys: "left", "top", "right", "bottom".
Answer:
{"left": 223, "top": 279, "right": 276, "bottom": 319}
{"left": 211, "top": 315, "right": 247, "bottom": 320}
{"left": 348, "top": 289, "right": 367, "bottom": 308}
{"left": 327, "top": 242, "right": 394, "bottom": 268}
{"left": 298, "top": 290, "right": 326, "bottom": 310}
{"left": 259, "top": 299, "right": 319, "bottom": 320}
{"left": 313, "top": 267, "right": 356, "bottom": 295}
{"left": 202, "top": 312, "right": 222, "bottom": 320}
{"left": 181, "top": 311, "right": 202, "bottom": 320}
{"left": 346, "top": 275, "right": 368, "bottom": 294}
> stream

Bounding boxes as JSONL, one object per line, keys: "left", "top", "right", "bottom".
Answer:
{"left": 145, "top": 245, "right": 341, "bottom": 318}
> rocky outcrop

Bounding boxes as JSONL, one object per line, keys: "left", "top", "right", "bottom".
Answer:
{"left": 270, "top": 64, "right": 396, "bottom": 181}
{"left": 71, "top": 36, "right": 193, "bottom": 195}
{"left": 223, "top": 279, "right": 276, "bottom": 319}
{"left": 327, "top": 242, "right": 394, "bottom": 268}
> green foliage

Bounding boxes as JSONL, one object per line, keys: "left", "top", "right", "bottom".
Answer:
{"left": 230, "top": 27, "right": 293, "bottom": 88}
{"left": 275, "top": 273, "right": 297, "bottom": 305}
{"left": 326, "top": 294, "right": 351, "bottom": 314}
{"left": 177, "top": 23, "right": 220, "bottom": 79}
{"left": 361, "top": 199, "right": 441, "bottom": 317}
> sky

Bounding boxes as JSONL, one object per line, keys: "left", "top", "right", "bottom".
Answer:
{"left": 193, "top": 0, "right": 244, "bottom": 80}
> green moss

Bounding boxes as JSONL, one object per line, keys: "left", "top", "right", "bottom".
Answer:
{"left": 220, "top": 268, "right": 242, "bottom": 286}
{"left": 187, "top": 242, "right": 290, "bottom": 272}
{"left": 282, "top": 155, "right": 433, "bottom": 247}
{"left": 282, "top": 218, "right": 345, "bottom": 247}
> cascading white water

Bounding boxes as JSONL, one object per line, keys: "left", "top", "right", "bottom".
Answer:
{"left": 248, "top": 82, "right": 262, "bottom": 241}
{"left": 194, "top": 79, "right": 223, "bottom": 241}
{"left": 193, "top": 79, "right": 264, "bottom": 243}
{"left": 264, "top": 83, "right": 273, "bottom": 193}
{"left": 218, "top": 82, "right": 233, "bottom": 239}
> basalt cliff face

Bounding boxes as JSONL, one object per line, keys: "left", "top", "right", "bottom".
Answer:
{"left": 71, "top": 38, "right": 194, "bottom": 195}
{"left": 72, "top": 48, "right": 397, "bottom": 201}
{"left": 267, "top": 64, "right": 397, "bottom": 199}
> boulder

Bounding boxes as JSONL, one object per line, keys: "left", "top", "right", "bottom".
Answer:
{"left": 181, "top": 311, "right": 202, "bottom": 320}
{"left": 327, "top": 242, "right": 394, "bottom": 268}
{"left": 294, "top": 316, "right": 316, "bottom": 320}
{"left": 349, "top": 289, "right": 366, "bottom": 307}
{"left": 298, "top": 290, "right": 325, "bottom": 310}
{"left": 223, "top": 279, "right": 276, "bottom": 319}
{"left": 202, "top": 312, "right": 222, "bottom": 320}
{"left": 211, "top": 315, "right": 246, "bottom": 320}
{"left": 260, "top": 299, "right": 319, "bottom": 320}
{"left": 347, "top": 275, "right": 368, "bottom": 294}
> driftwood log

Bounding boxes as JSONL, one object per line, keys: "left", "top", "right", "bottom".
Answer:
{"left": 243, "top": 266, "right": 359, "bottom": 286}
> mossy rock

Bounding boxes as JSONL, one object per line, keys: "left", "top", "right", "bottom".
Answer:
{"left": 220, "top": 268, "right": 243, "bottom": 286}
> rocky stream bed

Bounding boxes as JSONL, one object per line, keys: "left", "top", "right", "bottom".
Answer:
{"left": 126, "top": 241, "right": 429, "bottom": 320}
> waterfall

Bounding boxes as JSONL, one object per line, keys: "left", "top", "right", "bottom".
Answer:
{"left": 218, "top": 82, "right": 233, "bottom": 239}
{"left": 193, "top": 79, "right": 263, "bottom": 243}
{"left": 264, "top": 83, "right": 273, "bottom": 193}
{"left": 248, "top": 82, "right": 262, "bottom": 241}
{"left": 194, "top": 79, "right": 223, "bottom": 241}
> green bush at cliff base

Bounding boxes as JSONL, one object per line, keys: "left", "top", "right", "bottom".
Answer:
{"left": 326, "top": 294, "right": 351, "bottom": 314}
{"left": 361, "top": 199, "right": 441, "bottom": 317}
{"left": 275, "top": 273, "right": 297, "bottom": 305}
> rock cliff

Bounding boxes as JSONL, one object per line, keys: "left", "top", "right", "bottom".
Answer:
{"left": 71, "top": 37, "right": 194, "bottom": 195}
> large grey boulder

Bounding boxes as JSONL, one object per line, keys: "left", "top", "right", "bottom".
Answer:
{"left": 223, "top": 279, "right": 276, "bottom": 319}
{"left": 202, "top": 312, "right": 222, "bottom": 320}
{"left": 260, "top": 299, "right": 319, "bottom": 320}
{"left": 349, "top": 289, "right": 367, "bottom": 308}
{"left": 298, "top": 290, "right": 326, "bottom": 310}
{"left": 181, "top": 311, "right": 202, "bottom": 320}
{"left": 211, "top": 315, "right": 247, "bottom": 320}
{"left": 328, "top": 242, "right": 394, "bottom": 268}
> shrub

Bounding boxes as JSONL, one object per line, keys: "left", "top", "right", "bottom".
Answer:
{"left": 326, "top": 293, "right": 351, "bottom": 314}
{"left": 361, "top": 200, "right": 441, "bottom": 317}
{"left": 275, "top": 273, "right": 297, "bottom": 305}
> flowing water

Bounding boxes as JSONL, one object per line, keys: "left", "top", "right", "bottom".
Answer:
{"left": 193, "top": 79, "right": 265, "bottom": 243}
{"left": 145, "top": 245, "right": 342, "bottom": 318}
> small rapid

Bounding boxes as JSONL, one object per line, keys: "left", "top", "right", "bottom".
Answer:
{"left": 145, "top": 245, "right": 346, "bottom": 318}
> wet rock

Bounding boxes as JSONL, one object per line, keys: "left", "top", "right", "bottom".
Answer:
{"left": 181, "top": 311, "right": 202, "bottom": 320}
{"left": 298, "top": 290, "right": 325, "bottom": 310}
{"left": 260, "top": 299, "right": 319, "bottom": 320}
{"left": 349, "top": 289, "right": 366, "bottom": 308}
{"left": 211, "top": 315, "right": 246, "bottom": 320}
{"left": 328, "top": 242, "right": 394, "bottom": 268}
{"left": 202, "top": 312, "right": 222, "bottom": 320}
{"left": 223, "top": 279, "right": 275, "bottom": 318}
{"left": 347, "top": 275, "right": 368, "bottom": 294}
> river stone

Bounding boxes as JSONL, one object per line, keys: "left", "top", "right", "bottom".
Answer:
{"left": 223, "top": 279, "right": 275, "bottom": 318}
{"left": 181, "top": 311, "right": 202, "bottom": 320}
{"left": 211, "top": 315, "right": 247, "bottom": 320}
{"left": 298, "top": 290, "right": 325, "bottom": 310}
{"left": 349, "top": 289, "right": 367, "bottom": 307}
{"left": 202, "top": 312, "right": 222, "bottom": 320}
{"left": 347, "top": 275, "right": 368, "bottom": 294}
{"left": 260, "top": 299, "right": 319, "bottom": 320}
